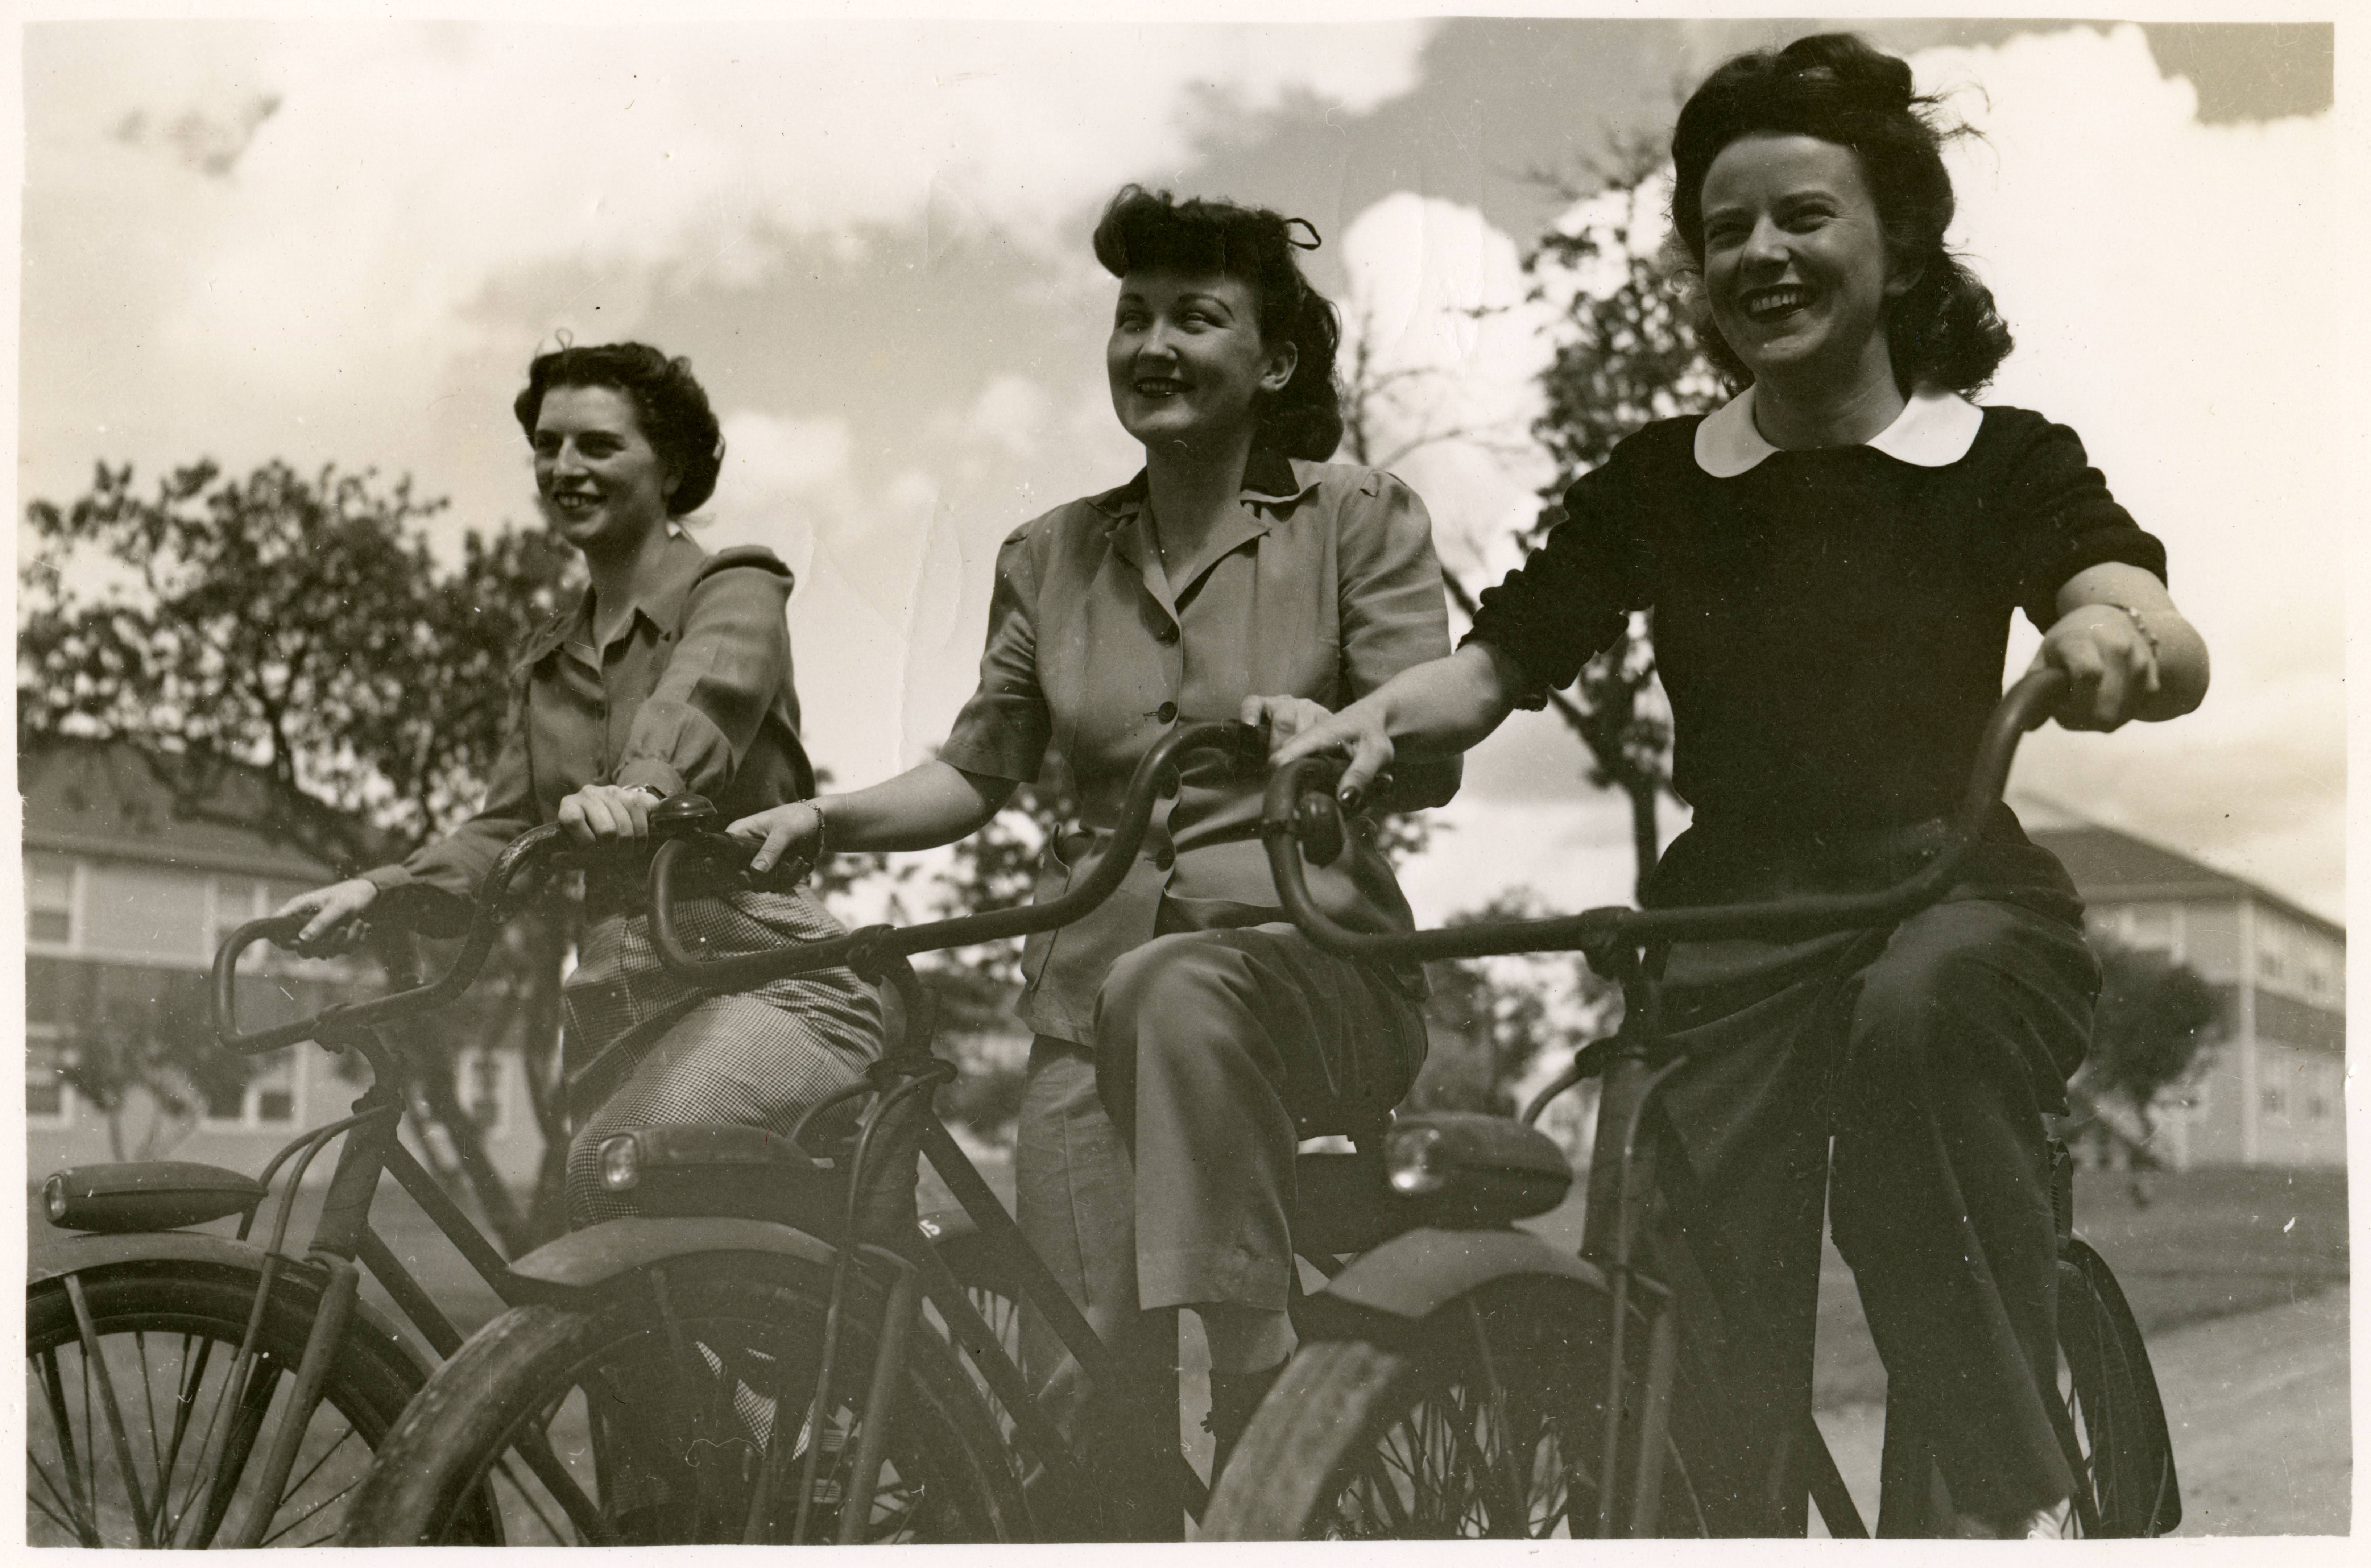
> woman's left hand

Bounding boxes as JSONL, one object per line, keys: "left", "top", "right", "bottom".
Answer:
{"left": 558, "top": 783, "right": 662, "bottom": 843}
{"left": 2033, "top": 606, "right": 2159, "bottom": 732}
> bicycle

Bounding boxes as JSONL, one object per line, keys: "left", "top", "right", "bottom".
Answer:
{"left": 24, "top": 827, "right": 632, "bottom": 1547}
{"left": 1201, "top": 666, "right": 2182, "bottom": 1539}
{"left": 332, "top": 718, "right": 1427, "bottom": 1544}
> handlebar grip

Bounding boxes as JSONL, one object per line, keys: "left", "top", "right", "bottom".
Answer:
{"left": 209, "top": 820, "right": 578, "bottom": 1055}
{"left": 210, "top": 914, "right": 316, "bottom": 1054}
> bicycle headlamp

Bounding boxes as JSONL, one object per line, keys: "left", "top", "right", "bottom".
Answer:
{"left": 1376, "top": 1113, "right": 1574, "bottom": 1225}
{"left": 598, "top": 1135, "right": 641, "bottom": 1192}
{"left": 1384, "top": 1125, "right": 1450, "bottom": 1196}
{"left": 44, "top": 1174, "right": 70, "bottom": 1224}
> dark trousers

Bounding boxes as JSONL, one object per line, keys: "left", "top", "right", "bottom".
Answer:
{"left": 1645, "top": 816, "right": 2099, "bottom": 1534}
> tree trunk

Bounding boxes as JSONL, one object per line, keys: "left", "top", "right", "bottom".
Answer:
{"left": 1624, "top": 776, "right": 1660, "bottom": 904}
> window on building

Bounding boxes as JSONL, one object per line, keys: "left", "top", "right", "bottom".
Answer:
{"left": 456, "top": 1047, "right": 506, "bottom": 1132}
{"left": 2120, "top": 902, "right": 2178, "bottom": 956}
{"left": 26, "top": 1034, "right": 72, "bottom": 1124}
{"left": 203, "top": 1055, "right": 298, "bottom": 1129}
{"left": 2307, "top": 1093, "right": 2330, "bottom": 1120}
{"left": 26, "top": 854, "right": 76, "bottom": 947}
{"left": 2261, "top": 1087, "right": 2285, "bottom": 1117}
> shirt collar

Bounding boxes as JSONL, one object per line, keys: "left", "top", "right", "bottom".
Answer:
{"left": 529, "top": 529, "right": 707, "bottom": 666}
{"left": 1692, "top": 384, "right": 1983, "bottom": 477}
{"left": 1087, "top": 448, "right": 1323, "bottom": 520}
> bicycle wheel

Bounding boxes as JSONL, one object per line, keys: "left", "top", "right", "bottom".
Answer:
{"left": 336, "top": 1249, "right": 1027, "bottom": 1544}
{"left": 2056, "top": 1240, "right": 2180, "bottom": 1537}
{"left": 26, "top": 1259, "right": 429, "bottom": 1548}
{"left": 926, "top": 1222, "right": 1025, "bottom": 1442}
{"left": 1204, "top": 1276, "right": 1721, "bottom": 1540}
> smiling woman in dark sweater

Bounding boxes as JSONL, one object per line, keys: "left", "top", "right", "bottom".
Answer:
{"left": 1259, "top": 34, "right": 2206, "bottom": 1541}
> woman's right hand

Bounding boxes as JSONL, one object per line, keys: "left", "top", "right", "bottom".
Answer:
{"left": 1245, "top": 694, "right": 1396, "bottom": 810}
{"left": 272, "top": 878, "right": 380, "bottom": 957}
{"left": 727, "top": 801, "right": 824, "bottom": 876}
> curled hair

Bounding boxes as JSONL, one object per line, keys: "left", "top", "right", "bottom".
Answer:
{"left": 1092, "top": 185, "right": 1343, "bottom": 461}
{"left": 1669, "top": 32, "right": 2013, "bottom": 396}
{"left": 513, "top": 341, "right": 725, "bottom": 515}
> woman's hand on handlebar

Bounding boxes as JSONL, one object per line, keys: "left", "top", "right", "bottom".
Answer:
{"left": 273, "top": 878, "right": 380, "bottom": 957}
{"left": 557, "top": 783, "right": 663, "bottom": 844}
{"left": 728, "top": 800, "right": 824, "bottom": 876}
{"left": 1245, "top": 694, "right": 1396, "bottom": 810}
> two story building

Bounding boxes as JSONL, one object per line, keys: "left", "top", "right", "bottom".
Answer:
{"left": 2028, "top": 818, "right": 2345, "bottom": 1170}
{"left": 22, "top": 740, "right": 523, "bottom": 1183}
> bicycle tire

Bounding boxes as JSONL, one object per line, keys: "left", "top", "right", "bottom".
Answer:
{"left": 2056, "top": 1240, "right": 2181, "bottom": 1537}
{"left": 1203, "top": 1275, "right": 1725, "bottom": 1540}
{"left": 335, "top": 1248, "right": 1028, "bottom": 1544}
{"left": 26, "top": 1258, "right": 439, "bottom": 1548}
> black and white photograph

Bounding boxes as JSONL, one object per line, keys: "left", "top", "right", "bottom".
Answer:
{"left": 14, "top": 3, "right": 2351, "bottom": 1547}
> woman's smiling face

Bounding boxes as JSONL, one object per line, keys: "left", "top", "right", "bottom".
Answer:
{"left": 531, "top": 384, "right": 676, "bottom": 559}
{"left": 1700, "top": 132, "right": 1908, "bottom": 393}
{"left": 1107, "top": 269, "right": 1296, "bottom": 455}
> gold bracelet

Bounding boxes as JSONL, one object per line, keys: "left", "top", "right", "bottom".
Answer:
{"left": 2102, "top": 602, "right": 2162, "bottom": 661}
{"left": 808, "top": 799, "right": 831, "bottom": 863}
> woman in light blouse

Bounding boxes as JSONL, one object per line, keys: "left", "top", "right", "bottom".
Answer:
{"left": 730, "top": 187, "right": 1458, "bottom": 1493}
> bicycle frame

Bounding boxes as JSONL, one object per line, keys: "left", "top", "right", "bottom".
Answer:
{"left": 160, "top": 837, "right": 629, "bottom": 1546}
{"left": 622, "top": 717, "right": 1342, "bottom": 1541}
{"left": 1255, "top": 668, "right": 2074, "bottom": 1540}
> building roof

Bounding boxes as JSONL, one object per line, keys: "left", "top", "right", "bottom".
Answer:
{"left": 20, "top": 739, "right": 353, "bottom": 882}
{"left": 2029, "top": 823, "right": 2343, "bottom": 943}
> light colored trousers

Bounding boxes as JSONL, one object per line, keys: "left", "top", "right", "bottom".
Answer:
{"left": 1012, "top": 922, "right": 1426, "bottom": 1416}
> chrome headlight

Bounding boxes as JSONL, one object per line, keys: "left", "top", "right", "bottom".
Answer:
{"left": 43, "top": 1174, "right": 69, "bottom": 1224}
{"left": 598, "top": 1135, "right": 641, "bottom": 1192}
{"left": 1384, "top": 1124, "right": 1450, "bottom": 1196}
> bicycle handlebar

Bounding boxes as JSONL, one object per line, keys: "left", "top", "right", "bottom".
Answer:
{"left": 210, "top": 823, "right": 576, "bottom": 1055}
{"left": 646, "top": 719, "right": 1268, "bottom": 989}
{"left": 1261, "top": 667, "right": 2071, "bottom": 965}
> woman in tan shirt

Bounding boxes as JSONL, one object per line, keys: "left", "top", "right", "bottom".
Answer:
{"left": 277, "top": 343, "right": 881, "bottom": 1232}
{"left": 729, "top": 187, "right": 1458, "bottom": 1486}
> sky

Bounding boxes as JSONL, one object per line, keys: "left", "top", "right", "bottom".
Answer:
{"left": 15, "top": 12, "right": 2346, "bottom": 925}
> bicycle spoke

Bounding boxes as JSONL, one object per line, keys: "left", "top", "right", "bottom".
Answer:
{"left": 154, "top": 1333, "right": 217, "bottom": 1542}
{"left": 493, "top": 1452, "right": 573, "bottom": 1544}
{"left": 272, "top": 1418, "right": 359, "bottom": 1518}
{"left": 28, "top": 1445, "right": 88, "bottom": 1537}
{"left": 261, "top": 1473, "right": 359, "bottom": 1546}
{"left": 66, "top": 1275, "right": 158, "bottom": 1547}
{"left": 164, "top": 1346, "right": 248, "bottom": 1546}
{"left": 35, "top": 1345, "right": 99, "bottom": 1544}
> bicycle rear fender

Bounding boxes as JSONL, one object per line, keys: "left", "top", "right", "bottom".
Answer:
{"left": 505, "top": 1215, "right": 838, "bottom": 1297}
{"left": 27, "top": 1228, "right": 429, "bottom": 1375}
{"left": 1308, "top": 1225, "right": 1609, "bottom": 1329}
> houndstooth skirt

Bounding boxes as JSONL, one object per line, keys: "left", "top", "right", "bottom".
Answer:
{"left": 561, "top": 887, "right": 884, "bottom": 1226}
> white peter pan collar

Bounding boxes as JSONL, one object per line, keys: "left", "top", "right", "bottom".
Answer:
{"left": 1692, "top": 384, "right": 1984, "bottom": 477}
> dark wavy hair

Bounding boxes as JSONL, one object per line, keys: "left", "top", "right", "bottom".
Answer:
{"left": 1670, "top": 32, "right": 2013, "bottom": 396}
{"left": 513, "top": 341, "right": 725, "bottom": 516}
{"left": 1092, "top": 185, "right": 1344, "bottom": 461}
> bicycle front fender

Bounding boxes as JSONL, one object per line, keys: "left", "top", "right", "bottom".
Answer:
{"left": 1310, "top": 1225, "right": 1610, "bottom": 1328}
{"left": 27, "top": 1228, "right": 430, "bottom": 1377}
{"left": 506, "top": 1215, "right": 839, "bottom": 1297}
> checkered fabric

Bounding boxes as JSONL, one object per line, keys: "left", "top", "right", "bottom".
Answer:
{"left": 562, "top": 886, "right": 883, "bottom": 1226}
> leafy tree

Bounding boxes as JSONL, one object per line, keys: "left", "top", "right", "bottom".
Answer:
{"left": 1522, "top": 148, "right": 1726, "bottom": 895}
{"left": 2068, "top": 935, "right": 2226, "bottom": 1160}
{"left": 20, "top": 458, "right": 577, "bottom": 1250}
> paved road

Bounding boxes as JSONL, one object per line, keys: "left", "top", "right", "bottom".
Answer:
{"left": 1813, "top": 1286, "right": 2351, "bottom": 1536}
